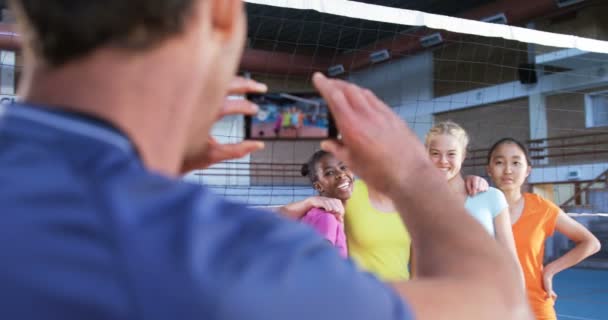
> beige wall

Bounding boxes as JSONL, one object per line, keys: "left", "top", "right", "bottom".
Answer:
{"left": 433, "top": 36, "right": 528, "bottom": 97}
{"left": 553, "top": 184, "right": 576, "bottom": 206}
{"left": 433, "top": 88, "right": 608, "bottom": 171}
{"left": 543, "top": 87, "right": 608, "bottom": 166}
{"left": 546, "top": 86, "right": 608, "bottom": 136}
{"left": 434, "top": 98, "right": 530, "bottom": 148}
{"left": 535, "top": 4, "right": 608, "bottom": 42}
{"left": 533, "top": 184, "right": 556, "bottom": 203}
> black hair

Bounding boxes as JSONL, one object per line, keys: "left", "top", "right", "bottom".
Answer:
{"left": 10, "top": 0, "right": 195, "bottom": 66}
{"left": 300, "top": 150, "right": 330, "bottom": 184}
{"left": 487, "top": 137, "right": 532, "bottom": 166}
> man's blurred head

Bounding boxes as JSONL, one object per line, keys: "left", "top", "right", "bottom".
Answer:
{"left": 10, "top": 0, "right": 248, "bottom": 168}
{"left": 10, "top": 0, "right": 198, "bottom": 67}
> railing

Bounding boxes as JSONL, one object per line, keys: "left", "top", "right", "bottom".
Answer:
{"left": 196, "top": 161, "right": 309, "bottom": 186}
{"left": 464, "top": 147, "right": 492, "bottom": 168}
{"left": 528, "top": 131, "right": 608, "bottom": 166}
{"left": 463, "top": 131, "right": 608, "bottom": 169}
{"left": 197, "top": 132, "right": 608, "bottom": 187}
{"left": 560, "top": 168, "right": 608, "bottom": 209}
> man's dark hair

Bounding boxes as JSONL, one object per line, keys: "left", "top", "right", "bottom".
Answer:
{"left": 10, "top": 0, "right": 196, "bottom": 66}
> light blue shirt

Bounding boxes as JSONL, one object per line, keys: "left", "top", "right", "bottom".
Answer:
{"left": 465, "top": 187, "right": 508, "bottom": 236}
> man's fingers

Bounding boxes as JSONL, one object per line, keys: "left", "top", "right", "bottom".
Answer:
{"left": 320, "top": 140, "right": 349, "bottom": 164}
{"left": 335, "top": 80, "right": 387, "bottom": 117}
{"left": 220, "top": 76, "right": 267, "bottom": 119}
{"left": 342, "top": 82, "right": 377, "bottom": 118}
{"left": 227, "top": 77, "right": 268, "bottom": 94}
{"left": 230, "top": 141, "right": 265, "bottom": 156}
{"left": 313, "top": 73, "right": 356, "bottom": 127}
{"left": 361, "top": 88, "right": 384, "bottom": 111}
{"left": 221, "top": 99, "right": 259, "bottom": 117}
{"left": 210, "top": 141, "right": 265, "bottom": 161}
{"left": 315, "top": 73, "right": 395, "bottom": 139}
{"left": 314, "top": 73, "right": 374, "bottom": 119}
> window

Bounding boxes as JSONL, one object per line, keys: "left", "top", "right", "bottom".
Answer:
{"left": 585, "top": 92, "right": 608, "bottom": 128}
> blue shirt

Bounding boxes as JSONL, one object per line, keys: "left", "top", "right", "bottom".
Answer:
{"left": 0, "top": 103, "right": 412, "bottom": 320}
{"left": 465, "top": 187, "right": 508, "bottom": 236}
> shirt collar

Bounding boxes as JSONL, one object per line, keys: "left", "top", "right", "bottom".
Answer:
{"left": 1, "top": 103, "right": 139, "bottom": 157}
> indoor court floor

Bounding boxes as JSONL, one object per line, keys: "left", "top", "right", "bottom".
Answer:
{"left": 555, "top": 268, "right": 608, "bottom": 320}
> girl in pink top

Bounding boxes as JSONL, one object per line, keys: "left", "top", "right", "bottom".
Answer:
{"left": 299, "top": 150, "right": 354, "bottom": 258}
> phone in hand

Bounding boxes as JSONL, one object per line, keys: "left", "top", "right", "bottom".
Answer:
{"left": 244, "top": 92, "right": 337, "bottom": 140}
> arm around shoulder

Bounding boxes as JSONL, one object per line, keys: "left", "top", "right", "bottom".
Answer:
{"left": 277, "top": 196, "right": 344, "bottom": 220}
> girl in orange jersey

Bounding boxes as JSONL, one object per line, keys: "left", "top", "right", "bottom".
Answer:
{"left": 487, "top": 138, "right": 601, "bottom": 320}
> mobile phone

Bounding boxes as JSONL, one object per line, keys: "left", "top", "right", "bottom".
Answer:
{"left": 244, "top": 92, "right": 338, "bottom": 140}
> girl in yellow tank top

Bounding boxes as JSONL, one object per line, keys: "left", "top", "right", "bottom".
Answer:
{"left": 345, "top": 180, "right": 412, "bottom": 281}
{"left": 280, "top": 174, "right": 488, "bottom": 281}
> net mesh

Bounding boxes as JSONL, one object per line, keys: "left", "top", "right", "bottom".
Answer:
{"left": 187, "top": 1, "right": 608, "bottom": 213}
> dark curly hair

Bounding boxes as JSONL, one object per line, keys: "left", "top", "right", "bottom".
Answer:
{"left": 300, "top": 150, "right": 330, "bottom": 184}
